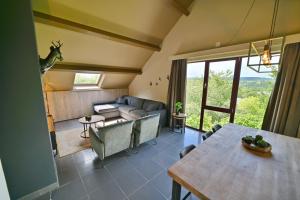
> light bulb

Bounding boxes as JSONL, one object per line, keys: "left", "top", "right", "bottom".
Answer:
{"left": 262, "top": 44, "right": 271, "bottom": 65}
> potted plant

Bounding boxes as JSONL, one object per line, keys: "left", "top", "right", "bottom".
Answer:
{"left": 175, "top": 101, "right": 183, "bottom": 115}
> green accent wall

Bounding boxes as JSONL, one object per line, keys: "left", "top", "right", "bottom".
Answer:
{"left": 0, "top": 1, "right": 57, "bottom": 199}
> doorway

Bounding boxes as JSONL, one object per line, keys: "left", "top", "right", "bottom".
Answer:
{"left": 185, "top": 56, "right": 278, "bottom": 132}
{"left": 185, "top": 58, "right": 241, "bottom": 132}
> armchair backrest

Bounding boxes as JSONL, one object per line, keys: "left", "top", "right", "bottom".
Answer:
{"left": 98, "top": 120, "right": 134, "bottom": 157}
{"left": 133, "top": 114, "right": 160, "bottom": 146}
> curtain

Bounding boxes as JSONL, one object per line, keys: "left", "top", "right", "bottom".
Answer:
{"left": 262, "top": 42, "right": 300, "bottom": 138}
{"left": 167, "top": 59, "right": 187, "bottom": 127}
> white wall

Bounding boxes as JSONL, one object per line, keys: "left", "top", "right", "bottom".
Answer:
{"left": 48, "top": 89, "right": 128, "bottom": 121}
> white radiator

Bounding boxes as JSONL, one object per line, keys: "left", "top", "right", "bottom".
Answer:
{"left": 0, "top": 159, "right": 10, "bottom": 200}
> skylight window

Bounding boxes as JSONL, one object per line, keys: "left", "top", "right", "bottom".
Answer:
{"left": 74, "top": 73, "right": 101, "bottom": 85}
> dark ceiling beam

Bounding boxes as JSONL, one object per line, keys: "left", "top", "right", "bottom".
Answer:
{"left": 51, "top": 62, "right": 142, "bottom": 74}
{"left": 173, "top": 0, "right": 194, "bottom": 16}
{"left": 33, "top": 11, "right": 161, "bottom": 51}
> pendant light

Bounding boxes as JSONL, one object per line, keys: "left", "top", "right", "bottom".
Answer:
{"left": 247, "top": 0, "right": 284, "bottom": 73}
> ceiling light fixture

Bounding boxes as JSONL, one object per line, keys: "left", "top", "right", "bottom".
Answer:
{"left": 247, "top": 0, "right": 284, "bottom": 73}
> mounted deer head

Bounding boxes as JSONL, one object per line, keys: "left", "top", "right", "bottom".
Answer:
{"left": 39, "top": 40, "right": 63, "bottom": 74}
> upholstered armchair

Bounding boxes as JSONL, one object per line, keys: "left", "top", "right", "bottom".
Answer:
{"left": 89, "top": 120, "right": 134, "bottom": 161}
{"left": 132, "top": 114, "right": 160, "bottom": 148}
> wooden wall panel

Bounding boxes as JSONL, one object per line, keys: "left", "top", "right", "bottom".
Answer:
{"left": 47, "top": 89, "right": 128, "bottom": 122}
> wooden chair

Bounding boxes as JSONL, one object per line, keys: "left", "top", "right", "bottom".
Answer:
{"left": 179, "top": 144, "right": 196, "bottom": 200}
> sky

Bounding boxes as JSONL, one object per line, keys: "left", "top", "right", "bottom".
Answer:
{"left": 187, "top": 57, "right": 277, "bottom": 78}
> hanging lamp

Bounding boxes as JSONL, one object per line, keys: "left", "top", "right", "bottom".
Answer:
{"left": 247, "top": 0, "right": 284, "bottom": 73}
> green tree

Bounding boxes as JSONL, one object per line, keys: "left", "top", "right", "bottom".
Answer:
{"left": 185, "top": 67, "right": 275, "bottom": 131}
{"left": 235, "top": 96, "right": 269, "bottom": 129}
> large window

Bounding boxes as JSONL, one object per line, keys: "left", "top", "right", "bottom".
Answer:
{"left": 185, "top": 62, "right": 205, "bottom": 129}
{"left": 185, "top": 56, "right": 277, "bottom": 131}
{"left": 234, "top": 57, "right": 276, "bottom": 129}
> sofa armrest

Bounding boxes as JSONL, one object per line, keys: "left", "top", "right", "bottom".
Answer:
{"left": 89, "top": 127, "right": 105, "bottom": 160}
{"left": 147, "top": 109, "right": 167, "bottom": 127}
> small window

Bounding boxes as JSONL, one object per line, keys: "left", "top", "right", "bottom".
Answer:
{"left": 74, "top": 73, "right": 101, "bottom": 85}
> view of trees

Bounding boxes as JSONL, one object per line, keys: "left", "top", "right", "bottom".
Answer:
{"left": 185, "top": 63, "right": 276, "bottom": 131}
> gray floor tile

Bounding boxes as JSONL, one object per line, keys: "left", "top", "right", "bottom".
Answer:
{"left": 57, "top": 157, "right": 80, "bottom": 186}
{"left": 54, "top": 119, "right": 203, "bottom": 200}
{"left": 126, "top": 146, "right": 158, "bottom": 166}
{"left": 76, "top": 156, "right": 103, "bottom": 177}
{"left": 152, "top": 152, "right": 176, "bottom": 169}
{"left": 82, "top": 167, "right": 112, "bottom": 193}
{"left": 162, "top": 144, "right": 183, "bottom": 160}
{"left": 52, "top": 179, "right": 87, "bottom": 200}
{"left": 114, "top": 168, "right": 147, "bottom": 196}
{"left": 105, "top": 158, "right": 132, "bottom": 178}
{"left": 151, "top": 139, "right": 170, "bottom": 151}
{"left": 133, "top": 159, "right": 163, "bottom": 180}
{"left": 129, "top": 183, "right": 166, "bottom": 200}
{"left": 150, "top": 170, "right": 172, "bottom": 198}
{"left": 57, "top": 167, "right": 80, "bottom": 186}
{"left": 89, "top": 180, "right": 126, "bottom": 200}
{"left": 73, "top": 149, "right": 97, "bottom": 165}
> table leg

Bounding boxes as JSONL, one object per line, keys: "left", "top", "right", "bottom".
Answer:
{"left": 172, "top": 118, "right": 175, "bottom": 133}
{"left": 171, "top": 180, "right": 181, "bottom": 200}
{"left": 183, "top": 118, "right": 186, "bottom": 134}
{"left": 80, "top": 124, "right": 90, "bottom": 138}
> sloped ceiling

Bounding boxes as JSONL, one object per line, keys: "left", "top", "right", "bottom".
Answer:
{"left": 129, "top": 0, "right": 300, "bottom": 102}
{"left": 32, "top": 0, "right": 182, "bottom": 90}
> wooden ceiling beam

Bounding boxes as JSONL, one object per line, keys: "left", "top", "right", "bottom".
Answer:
{"left": 33, "top": 11, "right": 161, "bottom": 51}
{"left": 173, "top": 0, "right": 194, "bottom": 16}
{"left": 51, "top": 62, "right": 142, "bottom": 74}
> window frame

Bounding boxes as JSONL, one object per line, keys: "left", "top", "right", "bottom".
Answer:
{"left": 185, "top": 55, "right": 278, "bottom": 132}
{"left": 73, "top": 72, "right": 102, "bottom": 87}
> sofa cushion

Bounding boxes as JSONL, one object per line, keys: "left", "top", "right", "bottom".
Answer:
{"left": 94, "top": 104, "right": 120, "bottom": 114}
{"left": 118, "top": 105, "right": 137, "bottom": 114}
{"left": 126, "top": 96, "right": 144, "bottom": 109}
{"left": 116, "top": 96, "right": 127, "bottom": 104}
{"left": 129, "top": 109, "right": 148, "bottom": 119}
{"left": 142, "top": 100, "right": 164, "bottom": 112}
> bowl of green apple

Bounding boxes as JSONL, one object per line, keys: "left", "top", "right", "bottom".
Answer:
{"left": 241, "top": 135, "right": 272, "bottom": 153}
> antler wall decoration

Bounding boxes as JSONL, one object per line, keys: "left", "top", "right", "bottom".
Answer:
{"left": 39, "top": 40, "right": 63, "bottom": 74}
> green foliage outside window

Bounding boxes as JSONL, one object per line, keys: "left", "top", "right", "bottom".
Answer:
{"left": 185, "top": 69, "right": 275, "bottom": 131}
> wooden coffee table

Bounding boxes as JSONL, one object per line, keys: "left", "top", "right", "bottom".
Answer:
{"left": 78, "top": 115, "right": 105, "bottom": 138}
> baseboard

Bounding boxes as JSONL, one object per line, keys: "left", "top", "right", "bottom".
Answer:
{"left": 18, "top": 181, "right": 59, "bottom": 200}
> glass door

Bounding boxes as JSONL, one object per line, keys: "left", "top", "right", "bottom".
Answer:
{"left": 185, "top": 62, "right": 205, "bottom": 129}
{"left": 200, "top": 58, "right": 241, "bottom": 131}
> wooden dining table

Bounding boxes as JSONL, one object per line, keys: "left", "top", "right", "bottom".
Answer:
{"left": 168, "top": 123, "right": 300, "bottom": 200}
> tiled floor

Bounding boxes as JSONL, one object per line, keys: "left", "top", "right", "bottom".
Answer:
{"left": 35, "top": 120, "right": 203, "bottom": 200}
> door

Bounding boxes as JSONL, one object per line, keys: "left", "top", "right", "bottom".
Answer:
{"left": 185, "top": 62, "right": 205, "bottom": 129}
{"left": 200, "top": 58, "right": 241, "bottom": 131}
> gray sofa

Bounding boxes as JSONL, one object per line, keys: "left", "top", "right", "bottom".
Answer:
{"left": 93, "top": 96, "right": 167, "bottom": 127}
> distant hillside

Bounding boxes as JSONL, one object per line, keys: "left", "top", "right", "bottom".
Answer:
{"left": 240, "top": 77, "right": 273, "bottom": 81}
{"left": 187, "top": 77, "right": 273, "bottom": 81}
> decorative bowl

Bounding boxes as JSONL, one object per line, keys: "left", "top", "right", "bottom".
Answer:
{"left": 241, "top": 140, "right": 272, "bottom": 153}
{"left": 85, "top": 116, "right": 92, "bottom": 121}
